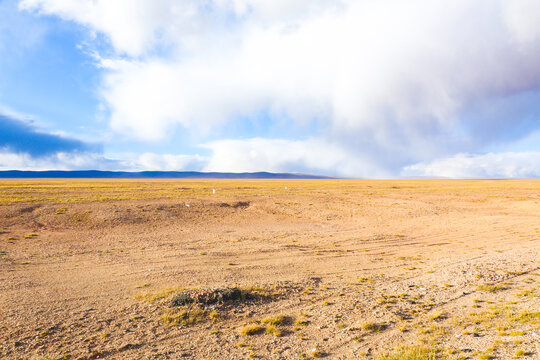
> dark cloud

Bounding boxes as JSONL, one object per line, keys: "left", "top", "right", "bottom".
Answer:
{"left": 0, "top": 114, "right": 96, "bottom": 156}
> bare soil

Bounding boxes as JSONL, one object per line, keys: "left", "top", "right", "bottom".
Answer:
{"left": 0, "top": 180, "right": 538, "bottom": 359}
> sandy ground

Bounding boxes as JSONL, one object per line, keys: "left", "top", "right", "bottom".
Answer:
{"left": 0, "top": 180, "right": 538, "bottom": 360}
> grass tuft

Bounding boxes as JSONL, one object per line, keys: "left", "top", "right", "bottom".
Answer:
{"left": 261, "top": 314, "right": 287, "bottom": 326}
{"left": 511, "top": 311, "right": 540, "bottom": 324}
{"left": 476, "top": 284, "right": 509, "bottom": 293}
{"left": 240, "top": 324, "right": 264, "bottom": 336}
{"left": 135, "top": 287, "right": 178, "bottom": 303}
{"left": 362, "top": 322, "right": 386, "bottom": 333}
{"left": 160, "top": 307, "right": 206, "bottom": 327}
{"left": 265, "top": 325, "right": 282, "bottom": 337}
{"left": 209, "top": 310, "right": 222, "bottom": 320}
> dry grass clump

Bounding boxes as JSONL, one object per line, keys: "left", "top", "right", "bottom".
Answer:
{"left": 161, "top": 307, "right": 207, "bottom": 327}
{"left": 513, "top": 349, "right": 534, "bottom": 358}
{"left": 362, "top": 322, "right": 386, "bottom": 333}
{"left": 238, "top": 314, "right": 291, "bottom": 337}
{"left": 240, "top": 324, "right": 265, "bottom": 336}
{"left": 511, "top": 311, "right": 540, "bottom": 324}
{"left": 134, "top": 287, "right": 179, "bottom": 303}
{"left": 261, "top": 314, "right": 288, "bottom": 326}
{"left": 516, "top": 289, "right": 534, "bottom": 298}
{"left": 238, "top": 285, "right": 278, "bottom": 301}
{"left": 378, "top": 346, "right": 446, "bottom": 360}
{"left": 265, "top": 325, "right": 282, "bottom": 337}
{"left": 428, "top": 312, "right": 447, "bottom": 321}
{"left": 478, "top": 354, "right": 494, "bottom": 360}
{"left": 311, "top": 348, "right": 324, "bottom": 358}
{"left": 476, "top": 283, "right": 509, "bottom": 293}
{"left": 209, "top": 310, "right": 222, "bottom": 320}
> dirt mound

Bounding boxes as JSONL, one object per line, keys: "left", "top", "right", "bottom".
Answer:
{"left": 170, "top": 288, "right": 244, "bottom": 306}
{"left": 218, "top": 201, "right": 250, "bottom": 208}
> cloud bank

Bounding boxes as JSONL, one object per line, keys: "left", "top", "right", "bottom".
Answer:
{"left": 403, "top": 152, "right": 540, "bottom": 178}
{"left": 18, "top": 0, "right": 540, "bottom": 177}
{"left": 0, "top": 112, "right": 207, "bottom": 170}
{"left": 0, "top": 113, "right": 93, "bottom": 156}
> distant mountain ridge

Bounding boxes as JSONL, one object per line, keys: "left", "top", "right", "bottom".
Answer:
{"left": 0, "top": 170, "right": 332, "bottom": 179}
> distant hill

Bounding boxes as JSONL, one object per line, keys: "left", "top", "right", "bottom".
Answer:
{"left": 0, "top": 170, "right": 332, "bottom": 179}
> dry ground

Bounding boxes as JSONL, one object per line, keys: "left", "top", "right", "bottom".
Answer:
{"left": 0, "top": 179, "right": 538, "bottom": 360}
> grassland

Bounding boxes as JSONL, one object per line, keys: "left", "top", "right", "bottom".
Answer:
{"left": 0, "top": 179, "right": 538, "bottom": 359}
{"left": 1, "top": 179, "right": 539, "bottom": 204}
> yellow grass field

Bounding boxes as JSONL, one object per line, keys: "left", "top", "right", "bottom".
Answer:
{"left": 0, "top": 180, "right": 539, "bottom": 359}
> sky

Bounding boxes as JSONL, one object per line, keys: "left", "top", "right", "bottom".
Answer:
{"left": 1, "top": 0, "right": 540, "bottom": 178}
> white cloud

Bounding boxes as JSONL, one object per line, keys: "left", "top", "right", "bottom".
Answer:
{"left": 203, "top": 137, "right": 387, "bottom": 177}
{"left": 19, "top": 0, "right": 343, "bottom": 56}
{"left": 0, "top": 149, "right": 207, "bottom": 172}
{"left": 503, "top": 0, "right": 540, "bottom": 44}
{"left": 19, "top": 0, "right": 540, "bottom": 177}
{"left": 19, "top": 0, "right": 193, "bottom": 56}
{"left": 124, "top": 152, "right": 207, "bottom": 171}
{"left": 402, "top": 152, "right": 540, "bottom": 178}
{"left": 0, "top": 150, "right": 109, "bottom": 170}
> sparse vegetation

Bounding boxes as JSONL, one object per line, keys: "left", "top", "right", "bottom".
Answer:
{"left": 478, "top": 354, "right": 493, "bottom": 360}
{"left": 160, "top": 307, "right": 207, "bottom": 327}
{"left": 512, "top": 311, "right": 540, "bottom": 324}
{"left": 3, "top": 179, "right": 540, "bottom": 359}
{"left": 379, "top": 346, "right": 446, "bottom": 360}
{"left": 513, "top": 349, "right": 533, "bottom": 358}
{"left": 135, "top": 287, "right": 179, "bottom": 303}
{"left": 429, "top": 312, "right": 446, "bottom": 321}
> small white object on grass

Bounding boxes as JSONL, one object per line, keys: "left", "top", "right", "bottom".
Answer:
{"left": 185, "top": 203, "right": 190, "bottom": 207}
{"left": 285, "top": 186, "right": 288, "bottom": 190}
{"left": 212, "top": 188, "right": 216, "bottom": 194}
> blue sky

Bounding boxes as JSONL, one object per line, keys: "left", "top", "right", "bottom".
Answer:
{"left": 1, "top": 0, "right": 540, "bottom": 177}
